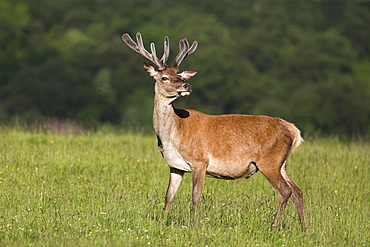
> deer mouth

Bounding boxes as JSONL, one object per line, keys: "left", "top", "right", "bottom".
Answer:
{"left": 177, "top": 90, "right": 191, "bottom": 97}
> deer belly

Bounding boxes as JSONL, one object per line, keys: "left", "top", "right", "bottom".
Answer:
{"left": 206, "top": 158, "right": 258, "bottom": 180}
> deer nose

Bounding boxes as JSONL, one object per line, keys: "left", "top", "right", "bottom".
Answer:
{"left": 183, "top": 83, "right": 192, "bottom": 92}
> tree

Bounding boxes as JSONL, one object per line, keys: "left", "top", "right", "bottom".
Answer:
{"left": 0, "top": 0, "right": 369, "bottom": 136}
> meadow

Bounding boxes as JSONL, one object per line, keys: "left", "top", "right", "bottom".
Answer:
{"left": 0, "top": 125, "right": 369, "bottom": 246}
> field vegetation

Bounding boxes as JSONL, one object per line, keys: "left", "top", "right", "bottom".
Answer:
{"left": 0, "top": 125, "right": 368, "bottom": 246}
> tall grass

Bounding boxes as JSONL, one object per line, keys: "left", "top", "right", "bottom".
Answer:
{"left": 0, "top": 126, "right": 369, "bottom": 246}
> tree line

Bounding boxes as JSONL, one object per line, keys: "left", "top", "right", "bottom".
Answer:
{"left": 0, "top": 0, "right": 369, "bottom": 136}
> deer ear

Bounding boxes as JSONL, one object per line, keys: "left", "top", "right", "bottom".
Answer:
{"left": 179, "top": 70, "right": 198, "bottom": 80}
{"left": 143, "top": 62, "right": 158, "bottom": 77}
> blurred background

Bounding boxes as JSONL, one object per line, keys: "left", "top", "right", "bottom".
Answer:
{"left": 0, "top": 0, "right": 369, "bottom": 136}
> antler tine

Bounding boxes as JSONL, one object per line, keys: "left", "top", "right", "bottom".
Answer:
{"left": 172, "top": 39, "right": 188, "bottom": 69}
{"left": 122, "top": 33, "right": 140, "bottom": 52}
{"left": 188, "top": 40, "right": 198, "bottom": 55}
{"left": 150, "top": 43, "right": 164, "bottom": 69}
{"left": 161, "top": 36, "right": 170, "bottom": 65}
{"left": 172, "top": 38, "right": 197, "bottom": 69}
{"left": 136, "top": 33, "right": 158, "bottom": 64}
{"left": 122, "top": 32, "right": 167, "bottom": 70}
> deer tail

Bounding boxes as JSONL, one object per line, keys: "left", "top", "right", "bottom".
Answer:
{"left": 286, "top": 122, "right": 304, "bottom": 151}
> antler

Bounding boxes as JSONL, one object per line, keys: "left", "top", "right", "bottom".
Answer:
{"left": 122, "top": 32, "right": 198, "bottom": 70}
{"left": 172, "top": 38, "right": 198, "bottom": 69}
{"left": 122, "top": 32, "right": 169, "bottom": 70}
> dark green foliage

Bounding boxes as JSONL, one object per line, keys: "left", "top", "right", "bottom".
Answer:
{"left": 0, "top": 0, "right": 369, "bottom": 136}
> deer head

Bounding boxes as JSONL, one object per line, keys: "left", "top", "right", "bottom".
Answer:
{"left": 122, "top": 33, "right": 198, "bottom": 99}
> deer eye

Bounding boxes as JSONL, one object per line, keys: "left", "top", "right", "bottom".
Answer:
{"left": 162, "top": 77, "right": 168, "bottom": 81}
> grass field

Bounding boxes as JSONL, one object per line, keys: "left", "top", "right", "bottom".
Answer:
{"left": 0, "top": 125, "right": 369, "bottom": 246}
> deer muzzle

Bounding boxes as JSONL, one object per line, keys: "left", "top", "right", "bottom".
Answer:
{"left": 177, "top": 83, "right": 192, "bottom": 97}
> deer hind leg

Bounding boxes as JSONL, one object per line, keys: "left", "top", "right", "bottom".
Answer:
{"left": 164, "top": 167, "right": 184, "bottom": 211}
{"left": 281, "top": 161, "right": 307, "bottom": 232}
{"left": 258, "top": 161, "right": 292, "bottom": 230}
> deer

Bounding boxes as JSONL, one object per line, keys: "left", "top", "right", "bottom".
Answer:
{"left": 122, "top": 32, "right": 307, "bottom": 231}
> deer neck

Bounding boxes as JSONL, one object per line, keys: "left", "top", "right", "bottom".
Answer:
{"left": 153, "top": 88, "right": 178, "bottom": 138}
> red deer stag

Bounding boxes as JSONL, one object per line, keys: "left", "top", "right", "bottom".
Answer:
{"left": 122, "top": 32, "right": 307, "bottom": 231}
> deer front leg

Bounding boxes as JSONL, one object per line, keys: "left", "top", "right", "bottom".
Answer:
{"left": 191, "top": 165, "right": 207, "bottom": 220}
{"left": 164, "top": 167, "right": 184, "bottom": 211}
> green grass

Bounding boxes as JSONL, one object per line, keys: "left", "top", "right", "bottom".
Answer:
{"left": 0, "top": 126, "right": 369, "bottom": 246}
